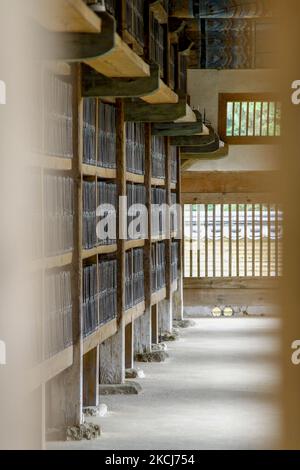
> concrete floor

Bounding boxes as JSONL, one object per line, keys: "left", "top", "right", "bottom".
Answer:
{"left": 50, "top": 317, "right": 281, "bottom": 450}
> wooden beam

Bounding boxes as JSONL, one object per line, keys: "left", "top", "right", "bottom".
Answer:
{"left": 125, "top": 97, "right": 187, "bottom": 122}
{"left": 142, "top": 79, "right": 179, "bottom": 104}
{"left": 184, "top": 277, "right": 280, "bottom": 290}
{"left": 29, "top": 0, "right": 102, "bottom": 33}
{"left": 86, "top": 34, "right": 150, "bottom": 78}
{"left": 150, "top": 0, "right": 168, "bottom": 24}
{"left": 82, "top": 63, "right": 160, "bottom": 98}
{"left": 181, "top": 171, "right": 280, "bottom": 195}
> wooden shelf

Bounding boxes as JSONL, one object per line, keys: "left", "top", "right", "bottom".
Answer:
{"left": 151, "top": 287, "right": 167, "bottom": 306}
{"left": 125, "top": 239, "right": 145, "bottom": 251}
{"left": 43, "top": 155, "right": 72, "bottom": 171}
{"left": 29, "top": 0, "right": 102, "bottom": 33}
{"left": 83, "top": 319, "right": 118, "bottom": 355}
{"left": 81, "top": 164, "right": 116, "bottom": 179}
{"left": 151, "top": 234, "right": 168, "bottom": 242}
{"left": 126, "top": 172, "right": 145, "bottom": 184}
{"left": 151, "top": 177, "right": 165, "bottom": 187}
{"left": 31, "top": 252, "right": 73, "bottom": 272}
{"left": 85, "top": 34, "right": 150, "bottom": 78}
{"left": 82, "top": 244, "right": 117, "bottom": 260}
{"left": 124, "top": 301, "right": 146, "bottom": 326}
{"left": 142, "top": 80, "right": 179, "bottom": 105}
{"left": 30, "top": 346, "right": 73, "bottom": 390}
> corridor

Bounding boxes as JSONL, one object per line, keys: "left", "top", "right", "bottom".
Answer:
{"left": 52, "top": 317, "right": 281, "bottom": 450}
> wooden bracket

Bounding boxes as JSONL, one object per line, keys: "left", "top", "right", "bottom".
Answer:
{"left": 152, "top": 110, "right": 203, "bottom": 136}
{"left": 39, "top": 12, "right": 116, "bottom": 61}
{"left": 171, "top": 128, "right": 216, "bottom": 146}
{"left": 124, "top": 97, "right": 187, "bottom": 122}
{"left": 82, "top": 63, "right": 160, "bottom": 98}
{"left": 180, "top": 135, "right": 220, "bottom": 154}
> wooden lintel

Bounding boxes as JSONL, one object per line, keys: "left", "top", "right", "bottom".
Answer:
{"left": 125, "top": 97, "right": 187, "bottom": 122}
{"left": 82, "top": 63, "right": 160, "bottom": 98}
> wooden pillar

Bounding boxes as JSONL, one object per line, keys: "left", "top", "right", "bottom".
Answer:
{"left": 125, "top": 322, "right": 134, "bottom": 370}
{"left": 83, "top": 346, "right": 99, "bottom": 407}
{"left": 62, "top": 63, "right": 83, "bottom": 428}
{"left": 173, "top": 147, "right": 184, "bottom": 320}
{"left": 99, "top": 328, "right": 125, "bottom": 384}
{"left": 134, "top": 309, "right": 152, "bottom": 354}
{"left": 158, "top": 298, "right": 172, "bottom": 334}
{"left": 151, "top": 304, "right": 159, "bottom": 344}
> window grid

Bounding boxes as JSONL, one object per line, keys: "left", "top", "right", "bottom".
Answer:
{"left": 219, "top": 93, "right": 281, "bottom": 144}
{"left": 184, "top": 203, "right": 283, "bottom": 278}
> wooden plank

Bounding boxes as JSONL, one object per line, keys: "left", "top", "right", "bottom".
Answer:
{"left": 124, "top": 301, "right": 146, "bottom": 326}
{"left": 125, "top": 239, "right": 145, "bottom": 251}
{"left": 182, "top": 192, "right": 279, "bottom": 205}
{"left": 81, "top": 164, "right": 116, "bottom": 179}
{"left": 184, "top": 277, "right": 280, "bottom": 290}
{"left": 86, "top": 34, "right": 150, "bottom": 78}
{"left": 184, "top": 288, "right": 280, "bottom": 307}
{"left": 29, "top": 0, "right": 102, "bottom": 33}
{"left": 126, "top": 172, "right": 145, "bottom": 184}
{"left": 83, "top": 319, "right": 118, "bottom": 355}
{"left": 44, "top": 252, "right": 73, "bottom": 270}
{"left": 181, "top": 171, "right": 280, "bottom": 195}
{"left": 40, "top": 155, "right": 73, "bottom": 171}
{"left": 151, "top": 287, "right": 167, "bottom": 306}
{"left": 82, "top": 244, "right": 117, "bottom": 260}
{"left": 151, "top": 177, "right": 165, "bottom": 186}
{"left": 29, "top": 346, "right": 74, "bottom": 389}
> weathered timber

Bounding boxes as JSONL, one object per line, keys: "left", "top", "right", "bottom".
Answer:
{"left": 39, "top": 12, "right": 115, "bottom": 61}
{"left": 180, "top": 137, "right": 220, "bottom": 154}
{"left": 82, "top": 63, "right": 160, "bottom": 98}
{"left": 171, "top": 129, "right": 217, "bottom": 146}
{"left": 152, "top": 110, "right": 202, "bottom": 136}
{"left": 124, "top": 97, "right": 187, "bottom": 122}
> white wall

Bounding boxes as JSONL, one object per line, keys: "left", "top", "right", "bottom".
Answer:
{"left": 187, "top": 69, "right": 280, "bottom": 172}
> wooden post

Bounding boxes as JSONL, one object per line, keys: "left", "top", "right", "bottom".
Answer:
{"left": 83, "top": 346, "right": 99, "bottom": 407}
{"left": 62, "top": 63, "right": 83, "bottom": 428}
{"left": 99, "top": 98, "right": 126, "bottom": 385}
{"left": 125, "top": 322, "right": 134, "bottom": 370}
{"left": 151, "top": 304, "right": 159, "bottom": 344}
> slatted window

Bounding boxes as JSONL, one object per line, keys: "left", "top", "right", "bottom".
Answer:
{"left": 184, "top": 203, "right": 283, "bottom": 278}
{"left": 219, "top": 93, "right": 281, "bottom": 144}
